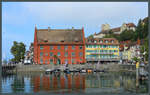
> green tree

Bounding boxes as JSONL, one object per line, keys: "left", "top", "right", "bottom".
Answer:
{"left": 2, "top": 59, "right": 7, "bottom": 64}
{"left": 143, "top": 18, "right": 148, "bottom": 39}
{"left": 132, "top": 57, "right": 140, "bottom": 63}
{"left": 88, "top": 34, "right": 94, "bottom": 39}
{"left": 140, "top": 38, "right": 148, "bottom": 61}
{"left": 10, "top": 41, "right": 26, "bottom": 63}
{"left": 119, "top": 30, "right": 135, "bottom": 41}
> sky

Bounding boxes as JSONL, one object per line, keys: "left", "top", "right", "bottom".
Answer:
{"left": 2, "top": 2, "right": 148, "bottom": 60}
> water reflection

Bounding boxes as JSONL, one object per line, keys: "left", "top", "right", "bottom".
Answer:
{"left": 1, "top": 72, "right": 148, "bottom": 94}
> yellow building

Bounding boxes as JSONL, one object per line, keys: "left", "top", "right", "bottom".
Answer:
{"left": 85, "top": 38, "right": 120, "bottom": 63}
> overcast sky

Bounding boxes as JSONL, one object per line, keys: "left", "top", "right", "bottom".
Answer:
{"left": 2, "top": 2, "right": 148, "bottom": 60}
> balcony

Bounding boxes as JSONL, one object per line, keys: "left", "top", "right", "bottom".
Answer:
{"left": 90, "top": 52, "right": 113, "bottom": 55}
{"left": 86, "top": 57, "right": 120, "bottom": 61}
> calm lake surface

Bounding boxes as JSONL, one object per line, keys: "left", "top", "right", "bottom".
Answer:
{"left": 1, "top": 72, "right": 148, "bottom": 94}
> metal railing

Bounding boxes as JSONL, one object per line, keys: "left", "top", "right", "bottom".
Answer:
{"left": 90, "top": 52, "right": 114, "bottom": 55}
{"left": 86, "top": 58, "right": 120, "bottom": 61}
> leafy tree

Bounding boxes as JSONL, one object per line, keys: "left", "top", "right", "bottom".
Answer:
{"left": 87, "top": 34, "right": 94, "bottom": 39}
{"left": 135, "top": 19, "right": 143, "bottom": 40}
{"left": 10, "top": 41, "right": 26, "bottom": 63}
{"left": 132, "top": 57, "right": 140, "bottom": 63}
{"left": 140, "top": 38, "right": 148, "bottom": 61}
{"left": 2, "top": 59, "right": 7, "bottom": 64}
{"left": 119, "top": 30, "right": 135, "bottom": 41}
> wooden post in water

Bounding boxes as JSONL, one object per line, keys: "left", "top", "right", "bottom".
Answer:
{"left": 136, "top": 62, "right": 139, "bottom": 92}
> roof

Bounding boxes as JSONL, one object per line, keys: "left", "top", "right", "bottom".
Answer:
{"left": 126, "top": 23, "right": 136, "bottom": 27}
{"left": 36, "top": 28, "right": 84, "bottom": 44}
{"left": 86, "top": 38, "right": 119, "bottom": 45}
{"left": 111, "top": 27, "right": 120, "bottom": 32}
{"left": 95, "top": 22, "right": 136, "bottom": 35}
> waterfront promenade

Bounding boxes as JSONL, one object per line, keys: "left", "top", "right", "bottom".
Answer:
{"left": 12, "top": 63, "right": 138, "bottom": 72}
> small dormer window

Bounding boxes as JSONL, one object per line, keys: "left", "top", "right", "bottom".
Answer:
{"left": 99, "top": 40, "right": 103, "bottom": 43}
{"left": 105, "top": 40, "right": 108, "bottom": 43}
{"left": 88, "top": 40, "right": 91, "bottom": 43}
{"left": 75, "top": 38, "right": 79, "bottom": 42}
{"left": 44, "top": 38, "right": 48, "bottom": 42}
{"left": 60, "top": 40, "right": 64, "bottom": 42}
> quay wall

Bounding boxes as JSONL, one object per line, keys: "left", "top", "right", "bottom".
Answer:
{"left": 15, "top": 63, "right": 135, "bottom": 72}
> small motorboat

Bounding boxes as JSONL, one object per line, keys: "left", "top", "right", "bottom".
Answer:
{"left": 45, "top": 69, "right": 53, "bottom": 74}
{"left": 80, "top": 68, "right": 86, "bottom": 73}
{"left": 64, "top": 69, "right": 71, "bottom": 74}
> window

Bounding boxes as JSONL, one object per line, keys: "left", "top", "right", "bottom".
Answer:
{"left": 40, "top": 46, "right": 43, "bottom": 50}
{"left": 40, "top": 52, "right": 43, "bottom": 56}
{"left": 65, "top": 52, "right": 68, "bottom": 57}
{"left": 94, "top": 40, "right": 97, "bottom": 43}
{"left": 71, "top": 52, "right": 75, "bottom": 57}
{"left": 80, "top": 59, "right": 82, "bottom": 62}
{"left": 50, "top": 52, "right": 53, "bottom": 56}
{"left": 50, "top": 59, "right": 53, "bottom": 64}
{"left": 79, "top": 46, "right": 83, "bottom": 49}
{"left": 111, "top": 40, "right": 114, "bottom": 43}
{"left": 40, "top": 59, "right": 43, "bottom": 64}
{"left": 72, "top": 59, "right": 75, "bottom": 64}
{"left": 45, "top": 60, "right": 48, "bottom": 64}
{"left": 103, "top": 45, "right": 106, "bottom": 48}
{"left": 65, "top": 46, "right": 68, "bottom": 50}
{"left": 50, "top": 46, "right": 53, "bottom": 50}
{"left": 105, "top": 40, "right": 108, "bottom": 43}
{"left": 57, "top": 46, "right": 60, "bottom": 50}
{"left": 99, "top": 40, "right": 103, "bottom": 43}
{"left": 79, "top": 52, "right": 83, "bottom": 57}
{"left": 72, "top": 46, "right": 75, "bottom": 50}
{"left": 57, "top": 52, "right": 60, "bottom": 56}
{"left": 65, "top": 59, "right": 68, "bottom": 64}
{"left": 45, "top": 53, "right": 48, "bottom": 56}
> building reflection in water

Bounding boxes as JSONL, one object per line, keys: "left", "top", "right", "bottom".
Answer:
{"left": 32, "top": 73, "right": 86, "bottom": 93}
{"left": 1, "top": 72, "right": 148, "bottom": 93}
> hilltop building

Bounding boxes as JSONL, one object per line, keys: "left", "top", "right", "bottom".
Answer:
{"left": 85, "top": 38, "right": 120, "bottom": 63}
{"left": 94, "top": 23, "right": 136, "bottom": 38}
{"left": 33, "top": 26, "right": 85, "bottom": 64}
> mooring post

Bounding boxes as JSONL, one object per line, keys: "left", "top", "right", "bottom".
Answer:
{"left": 136, "top": 62, "right": 139, "bottom": 92}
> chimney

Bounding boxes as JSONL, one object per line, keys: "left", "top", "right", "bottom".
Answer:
{"left": 35, "top": 24, "right": 37, "bottom": 30}
{"left": 48, "top": 27, "right": 50, "bottom": 32}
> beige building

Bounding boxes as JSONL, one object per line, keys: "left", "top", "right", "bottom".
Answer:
{"left": 94, "top": 23, "right": 136, "bottom": 38}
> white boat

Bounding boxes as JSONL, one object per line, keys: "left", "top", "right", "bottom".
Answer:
{"left": 24, "top": 59, "right": 31, "bottom": 65}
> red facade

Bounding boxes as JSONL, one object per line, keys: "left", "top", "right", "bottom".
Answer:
{"left": 33, "top": 26, "right": 85, "bottom": 64}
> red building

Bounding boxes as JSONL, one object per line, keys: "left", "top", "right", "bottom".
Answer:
{"left": 33, "top": 26, "right": 85, "bottom": 64}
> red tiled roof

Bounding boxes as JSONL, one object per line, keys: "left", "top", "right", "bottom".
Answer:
{"left": 86, "top": 38, "right": 119, "bottom": 45}
{"left": 126, "top": 23, "right": 136, "bottom": 27}
{"left": 111, "top": 27, "right": 120, "bottom": 32}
